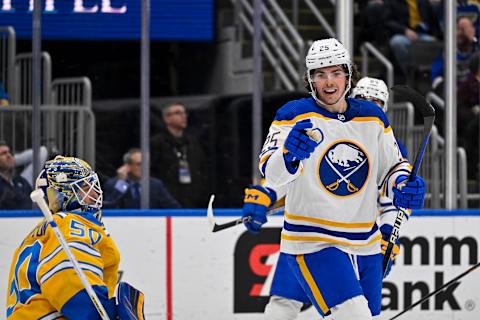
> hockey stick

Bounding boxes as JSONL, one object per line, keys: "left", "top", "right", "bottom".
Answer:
{"left": 207, "top": 194, "right": 284, "bottom": 232}
{"left": 382, "top": 85, "right": 436, "bottom": 277}
{"left": 389, "top": 261, "right": 480, "bottom": 319}
{"left": 30, "top": 189, "right": 111, "bottom": 320}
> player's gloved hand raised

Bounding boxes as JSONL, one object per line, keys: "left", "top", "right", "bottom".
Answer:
{"left": 283, "top": 119, "right": 319, "bottom": 164}
{"left": 392, "top": 175, "right": 425, "bottom": 209}
{"left": 242, "top": 185, "right": 277, "bottom": 234}
{"left": 380, "top": 224, "right": 400, "bottom": 278}
{"left": 115, "top": 282, "right": 145, "bottom": 320}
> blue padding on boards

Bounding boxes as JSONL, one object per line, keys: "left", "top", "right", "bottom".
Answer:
{"left": 1, "top": 209, "right": 480, "bottom": 218}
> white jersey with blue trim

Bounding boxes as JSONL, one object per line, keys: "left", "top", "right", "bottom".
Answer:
{"left": 259, "top": 97, "right": 411, "bottom": 256}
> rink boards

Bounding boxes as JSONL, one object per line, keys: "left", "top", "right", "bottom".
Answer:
{"left": 1, "top": 209, "right": 480, "bottom": 319}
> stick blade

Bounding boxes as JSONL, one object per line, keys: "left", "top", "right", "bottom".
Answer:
{"left": 207, "top": 194, "right": 217, "bottom": 231}
{"left": 391, "top": 85, "right": 435, "bottom": 117}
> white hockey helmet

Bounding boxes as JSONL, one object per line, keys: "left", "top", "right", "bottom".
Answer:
{"left": 351, "top": 77, "right": 389, "bottom": 112}
{"left": 35, "top": 155, "right": 103, "bottom": 220}
{"left": 306, "top": 38, "right": 352, "bottom": 103}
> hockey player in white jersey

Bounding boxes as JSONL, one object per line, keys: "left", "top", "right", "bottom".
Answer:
{"left": 243, "top": 76, "right": 407, "bottom": 319}
{"left": 244, "top": 39, "right": 425, "bottom": 319}
{"left": 351, "top": 77, "right": 390, "bottom": 113}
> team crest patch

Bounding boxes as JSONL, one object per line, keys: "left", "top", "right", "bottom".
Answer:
{"left": 318, "top": 141, "right": 369, "bottom": 197}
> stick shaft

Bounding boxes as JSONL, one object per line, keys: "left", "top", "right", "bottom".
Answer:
{"left": 208, "top": 194, "right": 284, "bottom": 233}
{"left": 31, "top": 190, "right": 111, "bottom": 320}
{"left": 389, "top": 262, "right": 480, "bottom": 320}
{"left": 382, "top": 86, "right": 435, "bottom": 275}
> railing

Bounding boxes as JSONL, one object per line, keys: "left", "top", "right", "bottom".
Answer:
{"left": 52, "top": 77, "right": 92, "bottom": 107}
{"left": 426, "top": 91, "right": 445, "bottom": 110}
{"left": 232, "top": 0, "right": 305, "bottom": 90}
{"left": 0, "top": 26, "right": 16, "bottom": 99}
{"left": 387, "top": 102, "right": 415, "bottom": 158}
{"left": 360, "top": 42, "right": 394, "bottom": 102}
{"left": 13, "top": 52, "right": 52, "bottom": 105}
{"left": 0, "top": 105, "right": 96, "bottom": 167}
{"left": 388, "top": 98, "right": 468, "bottom": 208}
{"left": 303, "top": 0, "right": 335, "bottom": 37}
{"left": 410, "top": 124, "right": 469, "bottom": 208}
{"left": 426, "top": 91, "right": 479, "bottom": 206}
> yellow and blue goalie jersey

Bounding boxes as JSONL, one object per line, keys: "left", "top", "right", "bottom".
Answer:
{"left": 6, "top": 211, "right": 120, "bottom": 319}
{"left": 259, "top": 97, "right": 411, "bottom": 256}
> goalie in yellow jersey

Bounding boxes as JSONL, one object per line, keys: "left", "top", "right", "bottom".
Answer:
{"left": 6, "top": 156, "right": 145, "bottom": 320}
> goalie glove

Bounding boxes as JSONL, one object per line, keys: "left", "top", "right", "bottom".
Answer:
{"left": 380, "top": 224, "right": 400, "bottom": 278}
{"left": 242, "top": 185, "right": 277, "bottom": 234}
{"left": 115, "top": 282, "right": 145, "bottom": 320}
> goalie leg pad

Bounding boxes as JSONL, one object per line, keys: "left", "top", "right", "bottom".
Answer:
{"left": 115, "top": 282, "right": 145, "bottom": 320}
{"left": 264, "top": 295, "right": 303, "bottom": 320}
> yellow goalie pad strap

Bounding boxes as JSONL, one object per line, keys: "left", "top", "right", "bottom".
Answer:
{"left": 244, "top": 187, "right": 272, "bottom": 207}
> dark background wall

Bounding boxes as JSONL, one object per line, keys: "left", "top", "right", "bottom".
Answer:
{"left": 16, "top": 40, "right": 217, "bottom": 99}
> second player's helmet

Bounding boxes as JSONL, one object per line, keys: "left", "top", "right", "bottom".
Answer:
{"left": 352, "top": 77, "right": 390, "bottom": 112}
{"left": 306, "top": 38, "right": 352, "bottom": 102}
{"left": 36, "top": 156, "right": 103, "bottom": 219}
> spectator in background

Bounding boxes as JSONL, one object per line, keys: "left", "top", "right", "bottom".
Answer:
{"left": 14, "top": 145, "right": 49, "bottom": 187}
{"left": 0, "top": 141, "right": 32, "bottom": 209}
{"left": 0, "top": 80, "right": 8, "bottom": 106}
{"left": 431, "top": 16, "right": 479, "bottom": 94}
{"left": 103, "top": 148, "right": 180, "bottom": 209}
{"left": 151, "top": 102, "right": 208, "bottom": 208}
{"left": 385, "top": 0, "right": 442, "bottom": 75}
{"left": 357, "top": 0, "right": 389, "bottom": 45}
{"left": 457, "top": 51, "right": 480, "bottom": 177}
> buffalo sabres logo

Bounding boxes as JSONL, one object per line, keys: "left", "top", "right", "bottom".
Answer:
{"left": 318, "top": 141, "right": 369, "bottom": 197}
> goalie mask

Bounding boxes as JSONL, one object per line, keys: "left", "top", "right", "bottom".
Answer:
{"left": 35, "top": 156, "right": 103, "bottom": 220}
{"left": 306, "top": 38, "right": 352, "bottom": 104}
{"left": 352, "top": 77, "right": 389, "bottom": 112}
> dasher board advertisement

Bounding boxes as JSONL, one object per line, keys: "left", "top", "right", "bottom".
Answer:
{"left": 1, "top": 211, "right": 479, "bottom": 319}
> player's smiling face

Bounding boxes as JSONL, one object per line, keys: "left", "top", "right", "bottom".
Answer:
{"left": 311, "top": 65, "right": 348, "bottom": 108}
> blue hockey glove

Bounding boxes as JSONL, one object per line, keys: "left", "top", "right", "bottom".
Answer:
{"left": 115, "top": 282, "right": 145, "bottom": 320}
{"left": 380, "top": 224, "right": 400, "bottom": 278}
{"left": 283, "top": 119, "right": 318, "bottom": 164}
{"left": 392, "top": 175, "right": 425, "bottom": 209}
{"left": 242, "top": 185, "right": 277, "bottom": 234}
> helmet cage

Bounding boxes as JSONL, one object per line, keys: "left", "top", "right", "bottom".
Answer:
{"left": 71, "top": 173, "right": 103, "bottom": 210}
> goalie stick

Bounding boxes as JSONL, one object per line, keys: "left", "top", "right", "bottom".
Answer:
{"left": 382, "top": 85, "right": 436, "bottom": 278}
{"left": 389, "top": 261, "right": 480, "bottom": 319}
{"left": 207, "top": 194, "right": 284, "bottom": 232}
{"left": 30, "top": 189, "right": 111, "bottom": 320}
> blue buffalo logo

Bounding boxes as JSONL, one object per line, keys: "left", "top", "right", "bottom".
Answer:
{"left": 319, "top": 141, "right": 369, "bottom": 197}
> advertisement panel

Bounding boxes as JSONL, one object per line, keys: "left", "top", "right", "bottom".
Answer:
{"left": 1, "top": 211, "right": 479, "bottom": 319}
